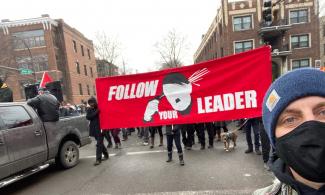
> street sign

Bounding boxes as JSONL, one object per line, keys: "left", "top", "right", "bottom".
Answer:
{"left": 20, "top": 68, "right": 33, "bottom": 75}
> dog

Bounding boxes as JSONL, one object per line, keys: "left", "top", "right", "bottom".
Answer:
{"left": 221, "top": 131, "right": 238, "bottom": 152}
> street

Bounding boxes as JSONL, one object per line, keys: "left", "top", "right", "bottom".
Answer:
{"left": 0, "top": 127, "right": 274, "bottom": 195}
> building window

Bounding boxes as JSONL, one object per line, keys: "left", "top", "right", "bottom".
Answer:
{"left": 76, "top": 62, "right": 80, "bottom": 74}
{"left": 81, "top": 45, "right": 84, "bottom": 56}
{"left": 87, "top": 85, "right": 90, "bottom": 95}
{"left": 16, "top": 54, "right": 49, "bottom": 72}
{"left": 79, "top": 83, "right": 83, "bottom": 95}
{"left": 12, "top": 30, "right": 45, "bottom": 49}
{"left": 73, "top": 40, "right": 77, "bottom": 53}
{"left": 291, "top": 34, "right": 309, "bottom": 49}
{"left": 84, "top": 65, "right": 88, "bottom": 76}
{"left": 323, "top": 25, "right": 325, "bottom": 37}
{"left": 93, "top": 85, "right": 96, "bottom": 95}
{"left": 324, "top": 44, "right": 325, "bottom": 55}
{"left": 233, "top": 15, "right": 252, "bottom": 31}
{"left": 234, "top": 40, "right": 253, "bottom": 53}
{"left": 87, "top": 49, "right": 91, "bottom": 59}
{"left": 221, "top": 47, "right": 224, "bottom": 57}
{"left": 290, "top": 9, "right": 308, "bottom": 24}
{"left": 90, "top": 67, "right": 93, "bottom": 77}
{"left": 292, "top": 59, "right": 310, "bottom": 70}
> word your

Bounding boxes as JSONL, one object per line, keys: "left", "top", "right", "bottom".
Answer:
{"left": 159, "top": 110, "right": 178, "bottom": 120}
{"left": 197, "top": 90, "right": 257, "bottom": 114}
{"left": 108, "top": 80, "right": 159, "bottom": 101}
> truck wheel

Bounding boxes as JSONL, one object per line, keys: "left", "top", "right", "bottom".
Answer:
{"left": 58, "top": 141, "right": 79, "bottom": 169}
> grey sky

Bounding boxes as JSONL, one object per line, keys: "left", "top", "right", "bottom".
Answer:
{"left": 1, "top": 0, "right": 324, "bottom": 73}
{"left": 0, "top": 0, "right": 221, "bottom": 73}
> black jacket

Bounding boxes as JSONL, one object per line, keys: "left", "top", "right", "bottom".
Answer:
{"left": 86, "top": 107, "right": 100, "bottom": 138}
{"left": 0, "top": 83, "right": 13, "bottom": 102}
{"left": 271, "top": 159, "right": 325, "bottom": 195}
{"left": 27, "top": 92, "right": 60, "bottom": 122}
{"left": 165, "top": 124, "right": 183, "bottom": 135}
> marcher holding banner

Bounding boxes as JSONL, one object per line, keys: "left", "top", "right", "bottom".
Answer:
{"left": 165, "top": 124, "right": 185, "bottom": 166}
{"left": 86, "top": 97, "right": 109, "bottom": 166}
{"left": 96, "top": 46, "right": 272, "bottom": 130}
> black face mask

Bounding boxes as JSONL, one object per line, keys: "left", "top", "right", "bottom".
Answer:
{"left": 275, "top": 120, "right": 325, "bottom": 183}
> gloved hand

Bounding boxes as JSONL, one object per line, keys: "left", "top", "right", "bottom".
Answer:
{"left": 143, "top": 99, "right": 159, "bottom": 122}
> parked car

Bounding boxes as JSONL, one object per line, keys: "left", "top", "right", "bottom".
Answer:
{"left": 0, "top": 102, "right": 91, "bottom": 188}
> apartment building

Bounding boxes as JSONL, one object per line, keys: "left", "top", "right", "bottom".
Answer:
{"left": 0, "top": 15, "right": 97, "bottom": 104}
{"left": 194, "top": 0, "right": 320, "bottom": 79}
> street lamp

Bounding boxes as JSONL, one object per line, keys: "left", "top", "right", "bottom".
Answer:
{"left": 12, "top": 35, "right": 37, "bottom": 82}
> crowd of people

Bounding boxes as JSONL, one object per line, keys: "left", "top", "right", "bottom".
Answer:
{"left": 1, "top": 68, "right": 324, "bottom": 194}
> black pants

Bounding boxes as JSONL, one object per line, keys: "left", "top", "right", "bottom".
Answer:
{"left": 195, "top": 123, "right": 205, "bottom": 146}
{"left": 103, "top": 130, "right": 112, "bottom": 146}
{"left": 149, "top": 126, "right": 163, "bottom": 138}
{"left": 166, "top": 133, "right": 183, "bottom": 154}
{"left": 245, "top": 119, "right": 260, "bottom": 150}
{"left": 95, "top": 132, "right": 108, "bottom": 161}
{"left": 260, "top": 125, "right": 271, "bottom": 163}
{"left": 181, "top": 124, "right": 194, "bottom": 147}
{"left": 206, "top": 123, "right": 215, "bottom": 146}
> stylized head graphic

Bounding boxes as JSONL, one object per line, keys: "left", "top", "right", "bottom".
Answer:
{"left": 162, "top": 73, "right": 192, "bottom": 115}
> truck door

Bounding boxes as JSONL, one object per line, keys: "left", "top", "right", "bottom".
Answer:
{"left": 0, "top": 106, "right": 47, "bottom": 173}
{"left": 0, "top": 118, "right": 10, "bottom": 179}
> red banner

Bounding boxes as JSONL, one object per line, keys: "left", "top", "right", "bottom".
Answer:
{"left": 96, "top": 46, "right": 272, "bottom": 129}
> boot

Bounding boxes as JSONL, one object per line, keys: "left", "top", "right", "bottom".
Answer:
{"left": 166, "top": 152, "right": 172, "bottom": 162}
{"left": 94, "top": 160, "right": 101, "bottom": 166}
{"left": 158, "top": 136, "right": 163, "bottom": 147}
{"left": 179, "top": 153, "right": 185, "bottom": 166}
{"left": 200, "top": 144, "right": 205, "bottom": 150}
{"left": 150, "top": 137, "right": 154, "bottom": 149}
{"left": 103, "top": 151, "right": 109, "bottom": 161}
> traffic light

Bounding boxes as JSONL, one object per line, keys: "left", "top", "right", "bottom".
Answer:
{"left": 263, "top": 0, "right": 273, "bottom": 24}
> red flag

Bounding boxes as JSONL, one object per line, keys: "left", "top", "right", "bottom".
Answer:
{"left": 96, "top": 46, "right": 272, "bottom": 129}
{"left": 39, "top": 72, "right": 53, "bottom": 88}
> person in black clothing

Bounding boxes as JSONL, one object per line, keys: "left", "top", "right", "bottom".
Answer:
{"left": 195, "top": 123, "right": 206, "bottom": 150}
{"left": 181, "top": 124, "right": 195, "bottom": 150}
{"left": 215, "top": 121, "right": 228, "bottom": 141}
{"left": 27, "top": 88, "right": 60, "bottom": 122}
{"left": 86, "top": 97, "right": 109, "bottom": 166}
{"left": 0, "top": 78, "right": 13, "bottom": 102}
{"left": 149, "top": 126, "right": 163, "bottom": 149}
{"left": 165, "top": 124, "right": 185, "bottom": 166}
{"left": 244, "top": 118, "right": 262, "bottom": 155}
{"left": 205, "top": 122, "right": 215, "bottom": 149}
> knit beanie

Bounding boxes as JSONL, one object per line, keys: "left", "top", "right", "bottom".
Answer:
{"left": 262, "top": 68, "right": 325, "bottom": 148}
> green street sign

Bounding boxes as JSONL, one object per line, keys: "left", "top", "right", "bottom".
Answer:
{"left": 19, "top": 68, "right": 33, "bottom": 75}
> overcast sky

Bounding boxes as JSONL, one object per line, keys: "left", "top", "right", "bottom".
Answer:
{"left": 1, "top": 0, "right": 324, "bottom": 73}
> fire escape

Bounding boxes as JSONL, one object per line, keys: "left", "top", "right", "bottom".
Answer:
{"left": 259, "top": 0, "right": 292, "bottom": 78}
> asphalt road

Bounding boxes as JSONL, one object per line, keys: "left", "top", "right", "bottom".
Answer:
{"left": 0, "top": 126, "right": 274, "bottom": 195}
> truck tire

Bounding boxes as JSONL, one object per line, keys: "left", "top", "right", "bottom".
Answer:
{"left": 57, "top": 141, "right": 79, "bottom": 169}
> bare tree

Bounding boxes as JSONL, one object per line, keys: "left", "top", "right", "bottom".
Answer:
{"left": 155, "top": 29, "right": 188, "bottom": 70}
{"left": 94, "top": 31, "right": 120, "bottom": 76}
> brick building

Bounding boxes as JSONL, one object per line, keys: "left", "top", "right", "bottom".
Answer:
{"left": 320, "top": 16, "right": 325, "bottom": 67}
{"left": 0, "top": 15, "right": 97, "bottom": 104}
{"left": 194, "top": 0, "right": 320, "bottom": 79}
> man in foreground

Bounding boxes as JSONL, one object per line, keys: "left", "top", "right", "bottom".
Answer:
{"left": 254, "top": 68, "right": 325, "bottom": 194}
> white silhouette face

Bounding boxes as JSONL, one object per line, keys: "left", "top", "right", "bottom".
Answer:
{"left": 163, "top": 83, "right": 192, "bottom": 112}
